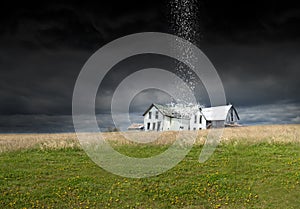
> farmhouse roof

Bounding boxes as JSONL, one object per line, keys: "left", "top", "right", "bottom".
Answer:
{"left": 143, "top": 103, "right": 200, "bottom": 119}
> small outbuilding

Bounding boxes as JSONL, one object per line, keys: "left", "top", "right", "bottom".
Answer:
{"left": 127, "top": 123, "right": 144, "bottom": 131}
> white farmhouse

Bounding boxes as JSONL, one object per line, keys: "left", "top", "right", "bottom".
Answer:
{"left": 143, "top": 103, "right": 239, "bottom": 131}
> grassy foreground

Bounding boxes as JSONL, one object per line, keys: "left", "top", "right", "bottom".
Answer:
{"left": 0, "top": 125, "right": 300, "bottom": 208}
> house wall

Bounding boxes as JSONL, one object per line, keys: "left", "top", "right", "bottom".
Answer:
{"left": 144, "top": 106, "right": 164, "bottom": 131}
{"left": 169, "top": 118, "right": 190, "bottom": 130}
{"left": 144, "top": 108, "right": 208, "bottom": 131}
{"left": 189, "top": 111, "right": 207, "bottom": 130}
{"left": 212, "top": 120, "right": 225, "bottom": 128}
{"left": 143, "top": 106, "right": 191, "bottom": 131}
{"left": 225, "top": 108, "right": 239, "bottom": 124}
{"left": 162, "top": 115, "right": 171, "bottom": 131}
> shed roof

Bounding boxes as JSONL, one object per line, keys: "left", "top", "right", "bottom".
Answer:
{"left": 127, "top": 123, "right": 144, "bottom": 130}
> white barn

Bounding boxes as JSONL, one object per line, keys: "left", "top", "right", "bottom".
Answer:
{"left": 143, "top": 103, "right": 239, "bottom": 131}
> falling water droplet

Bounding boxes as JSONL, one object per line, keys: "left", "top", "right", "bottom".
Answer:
{"left": 168, "top": 0, "right": 201, "bottom": 109}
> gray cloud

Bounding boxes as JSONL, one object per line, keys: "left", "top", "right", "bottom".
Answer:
{"left": 0, "top": 113, "right": 143, "bottom": 133}
{"left": 0, "top": 1, "right": 300, "bottom": 132}
{"left": 202, "top": 42, "right": 300, "bottom": 106}
{"left": 0, "top": 1, "right": 166, "bottom": 51}
{"left": 0, "top": 48, "right": 89, "bottom": 115}
{"left": 238, "top": 102, "right": 300, "bottom": 125}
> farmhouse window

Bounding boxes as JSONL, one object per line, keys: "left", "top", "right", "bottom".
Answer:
{"left": 199, "top": 115, "right": 202, "bottom": 124}
{"left": 147, "top": 123, "right": 150, "bottom": 130}
{"left": 153, "top": 122, "right": 156, "bottom": 130}
{"left": 194, "top": 115, "right": 197, "bottom": 123}
{"left": 149, "top": 112, "right": 152, "bottom": 119}
{"left": 155, "top": 111, "right": 159, "bottom": 119}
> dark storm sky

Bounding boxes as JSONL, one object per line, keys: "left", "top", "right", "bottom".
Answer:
{"left": 0, "top": 0, "right": 300, "bottom": 132}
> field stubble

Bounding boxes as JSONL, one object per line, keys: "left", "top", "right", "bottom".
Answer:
{"left": 0, "top": 124, "right": 299, "bottom": 152}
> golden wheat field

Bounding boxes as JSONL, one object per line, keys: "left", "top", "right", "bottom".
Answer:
{"left": 0, "top": 124, "right": 299, "bottom": 153}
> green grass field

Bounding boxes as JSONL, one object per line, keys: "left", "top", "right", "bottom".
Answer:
{"left": 0, "top": 125, "right": 299, "bottom": 208}
{"left": 1, "top": 140, "right": 300, "bottom": 208}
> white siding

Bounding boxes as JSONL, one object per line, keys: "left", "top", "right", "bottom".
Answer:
{"left": 144, "top": 106, "right": 164, "bottom": 131}
{"left": 144, "top": 107, "right": 208, "bottom": 131}
{"left": 143, "top": 104, "right": 238, "bottom": 131}
{"left": 166, "top": 118, "right": 189, "bottom": 130}
{"left": 225, "top": 108, "right": 238, "bottom": 124}
{"left": 163, "top": 115, "right": 171, "bottom": 131}
{"left": 189, "top": 110, "right": 207, "bottom": 130}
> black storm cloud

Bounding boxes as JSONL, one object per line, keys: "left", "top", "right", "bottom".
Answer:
{"left": 0, "top": 0, "right": 299, "bottom": 132}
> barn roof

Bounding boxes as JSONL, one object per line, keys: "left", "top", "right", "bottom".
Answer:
{"left": 201, "top": 105, "right": 240, "bottom": 121}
